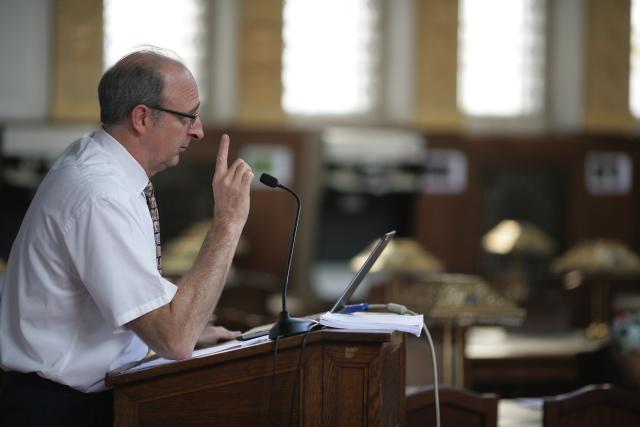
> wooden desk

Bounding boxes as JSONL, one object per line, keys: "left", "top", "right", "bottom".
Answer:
{"left": 465, "top": 327, "right": 608, "bottom": 397}
{"left": 107, "top": 330, "right": 405, "bottom": 426}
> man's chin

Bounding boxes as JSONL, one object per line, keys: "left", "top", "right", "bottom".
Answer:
{"left": 169, "top": 155, "right": 181, "bottom": 167}
{"left": 159, "top": 156, "right": 180, "bottom": 172}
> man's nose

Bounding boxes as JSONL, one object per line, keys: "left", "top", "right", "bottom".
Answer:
{"left": 189, "top": 116, "right": 204, "bottom": 140}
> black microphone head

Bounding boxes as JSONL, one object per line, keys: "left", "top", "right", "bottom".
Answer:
{"left": 260, "top": 173, "right": 279, "bottom": 188}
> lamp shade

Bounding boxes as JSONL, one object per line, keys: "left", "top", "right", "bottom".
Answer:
{"left": 378, "top": 272, "right": 525, "bottom": 326}
{"left": 551, "top": 239, "right": 640, "bottom": 275}
{"left": 482, "top": 219, "right": 555, "bottom": 255}
{"left": 350, "top": 238, "right": 444, "bottom": 274}
{"left": 163, "top": 220, "right": 249, "bottom": 277}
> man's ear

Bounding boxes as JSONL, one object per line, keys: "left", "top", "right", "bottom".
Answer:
{"left": 130, "top": 104, "right": 151, "bottom": 135}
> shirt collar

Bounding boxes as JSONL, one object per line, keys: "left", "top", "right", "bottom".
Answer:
{"left": 94, "top": 128, "right": 150, "bottom": 195}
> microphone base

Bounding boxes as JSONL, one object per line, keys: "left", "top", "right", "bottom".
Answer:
{"left": 269, "top": 311, "right": 316, "bottom": 340}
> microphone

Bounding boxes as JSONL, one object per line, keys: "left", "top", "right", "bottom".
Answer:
{"left": 260, "top": 173, "right": 316, "bottom": 339}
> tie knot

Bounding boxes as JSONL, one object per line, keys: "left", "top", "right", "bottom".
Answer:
{"left": 143, "top": 182, "right": 154, "bottom": 198}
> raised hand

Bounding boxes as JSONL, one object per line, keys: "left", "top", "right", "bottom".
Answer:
{"left": 211, "top": 134, "right": 253, "bottom": 232}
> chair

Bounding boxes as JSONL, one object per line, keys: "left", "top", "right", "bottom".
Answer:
{"left": 543, "top": 383, "right": 640, "bottom": 427}
{"left": 406, "top": 385, "right": 498, "bottom": 427}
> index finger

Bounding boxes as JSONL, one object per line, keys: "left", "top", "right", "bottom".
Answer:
{"left": 215, "top": 134, "right": 230, "bottom": 174}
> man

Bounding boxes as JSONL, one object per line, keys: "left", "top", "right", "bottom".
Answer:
{"left": 0, "top": 49, "right": 253, "bottom": 426}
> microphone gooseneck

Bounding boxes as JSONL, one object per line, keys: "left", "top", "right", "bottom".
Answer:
{"left": 278, "top": 185, "right": 299, "bottom": 312}
{"left": 259, "top": 173, "right": 316, "bottom": 339}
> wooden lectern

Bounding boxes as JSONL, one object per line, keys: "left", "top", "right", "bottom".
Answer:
{"left": 106, "top": 329, "right": 406, "bottom": 426}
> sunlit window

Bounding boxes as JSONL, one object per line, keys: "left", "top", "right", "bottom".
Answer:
{"left": 103, "top": 0, "right": 208, "bottom": 100}
{"left": 631, "top": 0, "right": 640, "bottom": 117}
{"left": 458, "top": 0, "right": 545, "bottom": 117}
{"left": 282, "top": 0, "right": 380, "bottom": 116}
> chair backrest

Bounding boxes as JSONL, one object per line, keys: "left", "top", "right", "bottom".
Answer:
{"left": 406, "top": 385, "right": 498, "bottom": 427}
{"left": 543, "top": 383, "right": 640, "bottom": 427}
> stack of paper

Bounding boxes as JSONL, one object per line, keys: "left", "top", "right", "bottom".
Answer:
{"left": 319, "top": 312, "right": 423, "bottom": 337}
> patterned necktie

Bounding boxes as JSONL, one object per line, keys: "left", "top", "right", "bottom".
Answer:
{"left": 143, "top": 182, "right": 162, "bottom": 274}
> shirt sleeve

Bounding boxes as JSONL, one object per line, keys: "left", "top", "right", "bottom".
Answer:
{"left": 63, "top": 194, "right": 177, "bottom": 330}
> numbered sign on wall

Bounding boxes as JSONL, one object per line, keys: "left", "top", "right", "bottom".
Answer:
{"left": 421, "top": 149, "right": 468, "bottom": 194}
{"left": 585, "top": 151, "right": 633, "bottom": 195}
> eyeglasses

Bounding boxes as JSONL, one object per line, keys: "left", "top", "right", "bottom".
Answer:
{"left": 148, "top": 105, "right": 199, "bottom": 126}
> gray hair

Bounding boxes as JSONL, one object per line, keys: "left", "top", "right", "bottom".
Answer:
{"left": 98, "top": 48, "right": 183, "bottom": 126}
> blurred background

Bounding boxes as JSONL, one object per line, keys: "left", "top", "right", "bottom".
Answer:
{"left": 2, "top": 0, "right": 640, "bottom": 399}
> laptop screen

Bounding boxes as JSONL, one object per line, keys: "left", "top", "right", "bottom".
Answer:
{"left": 329, "top": 230, "right": 396, "bottom": 313}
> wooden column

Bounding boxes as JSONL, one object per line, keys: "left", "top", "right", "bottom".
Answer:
{"left": 236, "top": 0, "right": 286, "bottom": 125}
{"left": 51, "top": 0, "right": 102, "bottom": 122}
{"left": 584, "top": 0, "right": 634, "bottom": 132}
{"left": 414, "top": 0, "right": 462, "bottom": 131}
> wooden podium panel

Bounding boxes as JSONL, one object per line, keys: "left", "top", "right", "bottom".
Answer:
{"left": 106, "top": 330, "right": 405, "bottom": 426}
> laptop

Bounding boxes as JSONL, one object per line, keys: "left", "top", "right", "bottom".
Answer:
{"left": 326, "top": 229, "right": 396, "bottom": 314}
{"left": 236, "top": 230, "right": 396, "bottom": 340}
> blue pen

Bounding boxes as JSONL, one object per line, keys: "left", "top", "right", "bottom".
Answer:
{"left": 341, "top": 303, "right": 370, "bottom": 314}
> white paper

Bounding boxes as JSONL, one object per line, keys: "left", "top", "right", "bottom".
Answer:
{"left": 319, "top": 312, "right": 423, "bottom": 337}
{"left": 122, "top": 335, "right": 272, "bottom": 374}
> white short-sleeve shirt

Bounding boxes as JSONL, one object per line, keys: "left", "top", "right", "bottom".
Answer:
{"left": 0, "top": 129, "right": 177, "bottom": 392}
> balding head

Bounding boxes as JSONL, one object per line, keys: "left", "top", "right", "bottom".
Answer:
{"left": 98, "top": 49, "right": 187, "bottom": 127}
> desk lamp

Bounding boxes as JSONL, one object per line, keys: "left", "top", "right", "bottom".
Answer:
{"left": 552, "top": 239, "right": 640, "bottom": 339}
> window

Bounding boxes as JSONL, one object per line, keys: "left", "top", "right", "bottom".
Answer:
{"left": 458, "top": 0, "right": 545, "bottom": 117}
{"left": 281, "top": 0, "right": 381, "bottom": 116}
{"left": 103, "top": 0, "right": 208, "bottom": 101}
{"left": 631, "top": 0, "right": 640, "bottom": 117}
